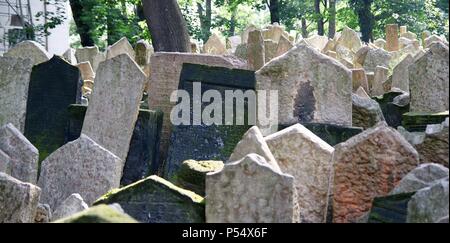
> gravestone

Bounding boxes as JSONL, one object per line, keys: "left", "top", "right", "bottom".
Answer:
{"left": 106, "top": 37, "right": 136, "bottom": 60}
{"left": 402, "top": 111, "right": 449, "bottom": 132}
{"left": 276, "top": 35, "right": 293, "bottom": 57}
{"left": 415, "top": 119, "right": 449, "bottom": 167}
{"left": 256, "top": 44, "right": 352, "bottom": 132}
{"left": 247, "top": 30, "right": 265, "bottom": 71}
{"left": 76, "top": 62, "right": 95, "bottom": 81}
{"left": 164, "top": 63, "right": 255, "bottom": 178}
{"left": 372, "top": 66, "right": 389, "bottom": 96}
{"left": 134, "top": 40, "right": 153, "bottom": 67}
{"left": 4, "top": 40, "right": 51, "bottom": 66}
{"left": 227, "top": 35, "right": 241, "bottom": 53}
{"left": 241, "top": 25, "right": 258, "bottom": 44}
{"left": 65, "top": 104, "right": 164, "bottom": 185}
{"left": 82, "top": 54, "right": 146, "bottom": 163}
{"left": 363, "top": 48, "right": 392, "bottom": 73}
{"left": 0, "top": 123, "right": 39, "bottom": 184}
{"left": 0, "top": 56, "right": 33, "bottom": 132}
{"left": 352, "top": 94, "right": 385, "bottom": 130}
{"left": 52, "top": 193, "right": 89, "bottom": 221}
{"left": 391, "top": 163, "right": 449, "bottom": 195}
{"left": 265, "top": 124, "right": 334, "bottom": 223}
{"left": 336, "top": 26, "right": 362, "bottom": 53}
{"left": 386, "top": 24, "right": 400, "bottom": 51}
{"left": 409, "top": 42, "right": 449, "bottom": 113}
{"left": 0, "top": 172, "right": 41, "bottom": 223}
{"left": 373, "top": 91, "right": 410, "bottom": 128}
{"left": 306, "top": 35, "right": 329, "bottom": 52}
{"left": 147, "top": 52, "right": 247, "bottom": 164}
{"left": 94, "top": 175, "right": 205, "bottom": 223}
{"left": 206, "top": 154, "right": 299, "bottom": 223}
{"left": 75, "top": 46, "right": 106, "bottom": 72}
{"left": 367, "top": 192, "right": 416, "bottom": 223}
{"left": 38, "top": 134, "right": 123, "bottom": 209}
{"left": 352, "top": 68, "right": 369, "bottom": 92}
{"left": 264, "top": 40, "right": 278, "bottom": 62}
{"left": 62, "top": 48, "right": 77, "bottom": 64}
{"left": 333, "top": 122, "right": 419, "bottom": 223}
{"left": 391, "top": 54, "right": 413, "bottom": 92}
{"left": 374, "top": 39, "right": 386, "bottom": 49}
{"left": 24, "top": 56, "right": 82, "bottom": 162}
{"left": 203, "top": 33, "right": 227, "bottom": 55}
{"left": 54, "top": 204, "right": 138, "bottom": 223}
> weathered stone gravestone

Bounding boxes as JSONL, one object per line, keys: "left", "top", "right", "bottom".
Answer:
{"left": 256, "top": 44, "right": 352, "bottom": 131}
{"left": 164, "top": 63, "right": 255, "bottom": 178}
{"left": 374, "top": 39, "right": 386, "bottom": 49}
{"left": 226, "top": 35, "right": 241, "bottom": 53}
{"left": 276, "top": 35, "right": 294, "bottom": 57}
{"left": 306, "top": 35, "right": 329, "bottom": 52}
{"left": 106, "top": 37, "right": 136, "bottom": 60}
{"left": 94, "top": 175, "right": 205, "bottom": 223}
{"left": 147, "top": 52, "right": 247, "bottom": 164}
{"left": 332, "top": 122, "right": 420, "bottom": 223}
{"left": 367, "top": 192, "right": 416, "bottom": 223}
{"left": 0, "top": 56, "right": 33, "bottom": 132}
{"left": 206, "top": 154, "right": 299, "bottom": 223}
{"left": 336, "top": 26, "right": 362, "bottom": 53}
{"left": 82, "top": 54, "right": 146, "bottom": 163}
{"left": 0, "top": 123, "right": 39, "bottom": 184}
{"left": 0, "top": 172, "right": 41, "bottom": 223}
{"left": 65, "top": 104, "right": 164, "bottom": 186}
{"left": 54, "top": 204, "right": 138, "bottom": 223}
{"left": 241, "top": 25, "right": 258, "bottom": 44}
{"left": 265, "top": 124, "right": 334, "bottom": 223}
{"left": 38, "top": 134, "right": 123, "bottom": 209}
{"left": 203, "top": 33, "right": 228, "bottom": 55}
{"left": 352, "top": 93, "right": 385, "bottom": 130}
{"left": 372, "top": 66, "right": 389, "bottom": 96}
{"left": 386, "top": 24, "right": 400, "bottom": 52}
{"left": 62, "top": 48, "right": 77, "bottom": 64}
{"left": 172, "top": 160, "right": 224, "bottom": 196}
{"left": 262, "top": 23, "right": 285, "bottom": 43}
{"left": 352, "top": 68, "right": 369, "bottom": 92}
{"left": 264, "top": 40, "right": 278, "bottom": 62}
{"left": 76, "top": 62, "right": 95, "bottom": 81}
{"left": 391, "top": 54, "right": 413, "bottom": 92}
{"left": 415, "top": 119, "right": 449, "bottom": 167}
{"left": 3, "top": 40, "right": 51, "bottom": 66}
{"left": 409, "top": 42, "right": 449, "bottom": 113}
{"left": 24, "top": 56, "right": 82, "bottom": 162}
{"left": 363, "top": 48, "right": 392, "bottom": 73}
{"left": 52, "top": 193, "right": 89, "bottom": 221}
{"left": 247, "top": 30, "right": 265, "bottom": 71}
{"left": 75, "top": 46, "right": 106, "bottom": 72}
{"left": 228, "top": 126, "right": 281, "bottom": 173}
{"left": 402, "top": 111, "right": 449, "bottom": 132}
{"left": 134, "top": 40, "right": 153, "bottom": 67}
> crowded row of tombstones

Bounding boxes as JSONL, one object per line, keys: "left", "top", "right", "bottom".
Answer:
{"left": 0, "top": 22, "right": 448, "bottom": 223}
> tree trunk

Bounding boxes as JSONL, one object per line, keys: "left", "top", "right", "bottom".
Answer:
{"left": 268, "top": 0, "right": 280, "bottom": 24}
{"left": 301, "top": 17, "right": 308, "bottom": 38}
{"left": 229, "top": 9, "right": 237, "bottom": 36}
{"left": 315, "top": 0, "right": 324, "bottom": 36}
{"left": 69, "top": 0, "right": 95, "bottom": 47}
{"left": 141, "top": 0, "right": 191, "bottom": 52}
{"left": 197, "top": 0, "right": 212, "bottom": 42}
{"left": 356, "top": 0, "right": 374, "bottom": 43}
{"left": 328, "top": 0, "right": 336, "bottom": 39}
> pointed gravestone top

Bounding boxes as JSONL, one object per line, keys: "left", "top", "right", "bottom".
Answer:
{"left": 203, "top": 33, "right": 228, "bottom": 55}
{"left": 228, "top": 126, "right": 281, "bottom": 173}
{"left": 4, "top": 40, "right": 51, "bottom": 66}
{"left": 206, "top": 153, "right": 299, "bottom": 223}
{"left": 265, "top": 124, "right": 334, "bottom": 223}
{"left": 106, "top": 37, "right": 136, "bottom": 60}
{"left": 333, "top": 122, "right": 420, "bottom": 223}
{"left": 82, "top": 54, "right": 146, "bottom": 163}
{"left": 38, "top": 134, "right": 123, "bottom": 209}
{"left": 337, "top": 26, "right": 362, "bottom": 53}
{"left": 256, "top": 44, "right": 352, "bottom": 129}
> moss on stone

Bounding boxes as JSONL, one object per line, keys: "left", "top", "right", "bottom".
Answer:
{"left": 53, "top": 205, "right": 138, "bottom": 223}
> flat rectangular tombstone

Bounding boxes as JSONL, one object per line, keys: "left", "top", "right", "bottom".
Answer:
{"left": 164, "top": 63, "right": 255, "bottom": 178}
{"left": 24, "top": 56, "right": 82, "bottom": 162}
{"left": 0, "top": 56, "right": 33, "bottom": 132}
{"left": 82, "top": 54, "right": 146, "bottom": 163}
{"left": 147, "top": 53, "right": 248, "bottom": 164}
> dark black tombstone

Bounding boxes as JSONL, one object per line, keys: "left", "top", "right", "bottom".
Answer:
{"left": 164, "top": 63, "right": 255, "bottom": 179}
{"left": 277, "top": 123, "right": 363, "bottom": 146}
{"left": 24, "top": 56, "right": 82, "bottom": 163}
{"left": 372, "top": 91, "right": 410, "bottom": 128}
{"left": 368, "top": 192, "right": 416, "bottom": 223}
{"left": 402, "top": 111, "right": 449, "bottom": 132}
{"left": 65, "top": 104, "right": 164, "bottom": 186}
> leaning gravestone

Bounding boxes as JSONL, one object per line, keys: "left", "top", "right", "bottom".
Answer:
{"left": 164, "top": 63, "right": 255, "bottom": 178}
{"left": 333, "top": 122, "right": 419, "bottom": 223}
{"left": 409, "top": 42, "right": 449, "bottom": 113}
{"left": 0, "top": 56, "right": 33, "bottom": 132}
{"left": 391, "top": 54, "right": 413, "bottom": 92}
{"left": 106, "top": 37, "right": 136, "bottom": 60}
{"left": 3, "top": 40, "right": 51, "bottom": 66}
{"left": 38, "top": 134, "right": 123, "bottom": 209}
{"left": 82, "top": 54, "right": 146, "bottom": 163}
{"left": 75, "top": 46, "right": 106, "bottom": 72}
{"left": 147, "top": 52, "right": 248, "bottom": 164}
{"left": 0, "top": 123, "right": 39, "bottom": 184}
{"left": 24, "top": 56, "right": 82, "bottom": 162}
{"left": 256, "top": 44, "right": 352, "bottom": 133}
{"left": 0, "top": 172, "right": 41, "bottom": 223}
{"left": 363, "top": 48, "right": 392, "bottom": 73}
{"left": 203, "top": 33, "right": 228, "bottom": 55}
{"left": 94, "top": 175, "right": 205, "bottom": 223}
{"left": 134, "top": 39, "right": 153, "bottom": 67}
{"left": 206, "top": 154, "right": 299, "bottom": 223}
{"left": 247, "top": 30, "right": 265, "bottom": 71}
{"left": 265, "top": 124, "right": 334, "bottom": 223}
{"left": 352, "top": 93, "right": 385, "bottom": 130}
{"left": 65, "top": 104, "right": 164, "bottom": 185}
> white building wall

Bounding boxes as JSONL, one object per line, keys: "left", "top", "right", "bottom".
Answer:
{"left": 0, "top": 0, "right": 70, "bottom": 55}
